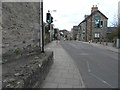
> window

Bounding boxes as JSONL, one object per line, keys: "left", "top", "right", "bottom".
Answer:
{"left": 94, "top": 33, "right": 100, "bottom": 38}
{"left": 82, "top": 31, "right": 85, "bottom": 34}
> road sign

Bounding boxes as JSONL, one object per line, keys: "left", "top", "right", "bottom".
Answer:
{"left": 45, "top": 35, "right": 46, "bottom": 39}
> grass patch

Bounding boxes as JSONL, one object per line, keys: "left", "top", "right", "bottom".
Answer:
{"left": 14, "top": 49, "right": 20, "bottom": 55}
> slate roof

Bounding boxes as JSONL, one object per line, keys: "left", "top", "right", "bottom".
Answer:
{"left": 73, "top": 26, "right": 79, "bottom": 30}
{"left": 107, "top": 27, "right": 117, "bottom": 34}
{"left": 79, "top": 10, "right": 108, "bottom": 25}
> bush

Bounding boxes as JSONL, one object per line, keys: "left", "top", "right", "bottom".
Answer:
{"left": 107, "top": 30, "right": 118, "bottom": 41}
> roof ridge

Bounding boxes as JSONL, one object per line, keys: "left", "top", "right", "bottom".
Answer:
{"left": 79, "top": 10, "right": 108, "bottom": 25}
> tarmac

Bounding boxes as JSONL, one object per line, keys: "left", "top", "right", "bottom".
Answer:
{"left": 41, "top": 41, "right": 85, "bottom": 88}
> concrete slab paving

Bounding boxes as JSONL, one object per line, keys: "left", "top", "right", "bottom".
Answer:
{"left": 78, "top": 41, "right": 119, "bottom": 53}
{"left": 42, "top": 82, "right": 58, "bottom": 88}
{"left": 58, "top": 84, "right": 72, "bottom": 88}
{"left": 41, "top": 41, "right": 85, "bottom": 88}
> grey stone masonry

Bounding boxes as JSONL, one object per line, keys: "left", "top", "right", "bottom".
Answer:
{"left": 2, "top": 2, "right": 40, "bottom": 54}
{"left": 2, "top": 49, "right": 53, "bottom": 88}
{"left": 0, "top": 1, "right": 2, "bottom": 50}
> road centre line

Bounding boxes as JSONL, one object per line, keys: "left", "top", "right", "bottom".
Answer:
{"left": 90, "top": 73, "right": 114, "bottom": 88}
{"left": 86, "top": 61, "right": 114, "bottom": 88}
{"left": 86, "top": 61, "right": 91, "bottom": 73}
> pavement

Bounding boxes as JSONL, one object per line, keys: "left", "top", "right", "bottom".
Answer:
{"left": 77, "top": 41, "right": 119, "bottom": 53}
{"left": 0, "top": 46, "right": 2, "bottom": 90}
{"left": 41, "top": 41, "right": 85, "bottom": 88}
{"left": 0, "top": 65, "right": 1, "bottom": 90}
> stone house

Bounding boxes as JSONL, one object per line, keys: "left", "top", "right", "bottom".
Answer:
{"left": 79, "top": 5, "right": 108, "bottom": 42}
{"left": 71, "top": 26, "right": 80, "bottom": 40}
{"left": 59, "top": 29, "right": 69, "bottom": 39}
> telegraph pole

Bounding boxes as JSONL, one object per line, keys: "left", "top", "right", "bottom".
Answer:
{"left": 40, "top": 0, "right": 44, "bottom": 53}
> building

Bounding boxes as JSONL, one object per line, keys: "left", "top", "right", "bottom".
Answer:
{"left": 79, "top": 5, "right": 108, "bottom": 42}
{"left": 71, "top": 26, "right": 80, "bottom": 40}
{"left": 59, "top": 29, "right": 69, "bottom": 40}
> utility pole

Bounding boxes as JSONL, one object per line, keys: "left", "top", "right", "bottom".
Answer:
{"left": 50, "top": 23, "right": 52, "bottom": 41}
{"left": 40, "top": 0, "right": 44, "bottom": 53}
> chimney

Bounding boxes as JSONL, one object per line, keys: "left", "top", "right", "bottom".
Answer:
{"left": 91, "top": 5, "right": 98, "bottom": 13}
{"left": 84, "top": 15, "right": 89, "bottom": 19}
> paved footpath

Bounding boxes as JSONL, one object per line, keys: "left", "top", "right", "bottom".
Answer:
{"left": 41, "top": 41, "right": 85, "bottom": 88}
{"left": 78, "top": 41, "right": 119, "bottom": 53}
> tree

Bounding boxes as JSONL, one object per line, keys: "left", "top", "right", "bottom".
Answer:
{"left": 107, "top": 31, "right": 118, "bottom": 41}
{"left": 54, "top": 28, "right": 59, "bottom": 34}
{"left": 54, "top": 28, "right": 59, "bottom": 40}
{"left": 107, "top": 24, "right": 119, "bottom": 41}
{"left": 110, "top": 13, "right": 118, "bottom": 27}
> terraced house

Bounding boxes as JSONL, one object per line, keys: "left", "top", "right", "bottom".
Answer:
{"left": 79, "top": 5, "right": 108, "bottom": 42}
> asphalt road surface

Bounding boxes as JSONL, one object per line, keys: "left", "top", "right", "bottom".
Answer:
{"left": 60, "top": 41, "right": 118, "bottom": 88}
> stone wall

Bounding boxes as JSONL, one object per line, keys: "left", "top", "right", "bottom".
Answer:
{"left": 1, "top": 2, "right": 54, "bottom": 89}
{"left": 2, "top": 2, "right": 40, "bottom": 54}
{"left": 2, "top": 50, "right": 53, "bottom": 88}
{"left": 0, "top": 1, "right": 2, "bottom": 56}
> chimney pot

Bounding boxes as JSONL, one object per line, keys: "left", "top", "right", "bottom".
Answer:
{"left": 84, "top": 15, "right": 89, "bottom": 19}
{"left": 91, "top": 5, "right": 98, "bottom": 13}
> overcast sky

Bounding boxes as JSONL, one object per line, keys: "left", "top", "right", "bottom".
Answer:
{"left": 43, "top": 0, "right": 119, "bottom": 31}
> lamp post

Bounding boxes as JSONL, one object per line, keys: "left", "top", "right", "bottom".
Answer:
{"left": 40, "top": 0, "right": 44, "bottom": 53}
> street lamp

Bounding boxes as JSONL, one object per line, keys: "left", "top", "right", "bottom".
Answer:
{"left": 40, "top": 0, "right": 44, "bottom": 53}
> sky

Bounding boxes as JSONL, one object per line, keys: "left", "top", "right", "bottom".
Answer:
{"left": 43, "top": 0, "right": 120, "bottom": 31}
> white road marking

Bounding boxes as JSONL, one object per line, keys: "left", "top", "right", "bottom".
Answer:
{"left": 86, "top": 61, "right": 91, "bottom": 72}
{"left": 90, "top": 72, "right": 114, "bottom": 88}
{"left": 86, "top": 61, "right": 114, "bottom": 88}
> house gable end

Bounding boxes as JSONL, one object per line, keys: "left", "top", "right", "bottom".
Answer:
{"left": 79, "top": 10, "right": 108, "bottom": 25}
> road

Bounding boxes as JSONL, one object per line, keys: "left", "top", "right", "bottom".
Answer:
{"left": 60, "top": 41, "right": 118, "bottom": 88}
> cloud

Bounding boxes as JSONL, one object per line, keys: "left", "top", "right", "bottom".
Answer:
{"left": 43, "top": 0, "right": 120, "bottom": 31}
